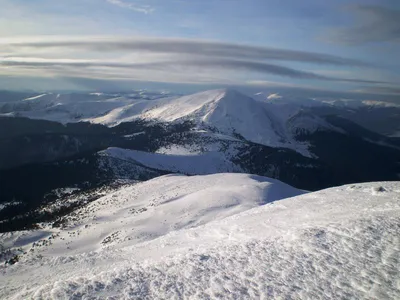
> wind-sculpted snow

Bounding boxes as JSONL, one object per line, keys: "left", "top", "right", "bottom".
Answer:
{"left": 23, "top": 217, "right": 400, "bottom": 299}
{"left": 1, "top": 179, "right": 399, "bottom": 299}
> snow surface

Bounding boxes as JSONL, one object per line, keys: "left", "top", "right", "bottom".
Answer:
{"left": 22, "top": 94, "right": 49, "bottom": 101}
{"left": 155, "top": 144, "right": 201, "bottom": 156}
{"left": 99, "top": 147, "right": 242, "bottom": 175}
{"left": 1, "top": 175, "right": 399, "bottom": 299}
{"left": 0, "top": 201, "right": 22, "bottom": 212}
{"left": 123, "top": 132, "right": 145, "bottom": 139}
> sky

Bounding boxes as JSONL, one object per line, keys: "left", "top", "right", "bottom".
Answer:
{"left": 0, "top": 0, "right": 399, "bottom": 99}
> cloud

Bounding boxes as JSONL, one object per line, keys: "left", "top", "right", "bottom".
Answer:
{"left": 140, "top": 58, "right": 386, "bottom": 84}
{"left": 0, "top": 36, "right": 395, "bottom": 87}
{"left": 106, "top": 0, "right": 154, "bottom": 14}
{"left": 354, "top": 86, "right": 400, "bottom": 96}
{"left": 267, "top": 93, "right": 282, "bottom": 100}
{"left": 4, "top": 36, "right": 371, "bottom": 67}
{"left": 244, "top": 82, "right": 400, "bottom": 103}
{"left": 329, "top": 5, "right": 400, "bottom": 44}
{"left": 0, "top": 56, "right": 388, "bottom": 84}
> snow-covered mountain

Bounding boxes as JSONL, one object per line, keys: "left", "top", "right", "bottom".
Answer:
{"left": 3, "top": 88, "right": 399, "bottom": 159}
{"left": 2, "top": 88, "right": 399, "bottom": 138}
{"left": 141, "top": 89, "right": 289, "bottom": 146}
{"left": 0, "top": 90, "right": 174, "bottom": 124}
{"left": 0, "top": 89, "right": 348, "bottom": 156}
{"left": 1, "top": 88, "right": 399, "bottom": 299}
{"left": 1, "top": 88, "right": 399, "bottom": 222}
{"left": 286, "top": 110, "right": 345, "bottom": 136}
{"left": 81, "top": 88, "right": 308, "bottom": 153}
{"left": 1, "top": 174, "right": 398, "bottom": 299}
{"left": 253, "top": 92, "right": 400, "bottom": 137}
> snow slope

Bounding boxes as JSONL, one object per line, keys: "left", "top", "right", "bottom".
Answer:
{"left": 286, "top": 110, "right": 346, "bottom": 136}
{"left": 141, "top": 89, "right": 289, "bottom": 147}
{"left": 1, "top": 173, "right": 303, "bottom": 256}
{"left": 0, "top": 91, "right": 173, "bottom": 124}
{"left": 1, "top": 177, "right": 399, "bottom": 299}
{"left": 14, "top": 96, "right": 139, "bottom": 124}
{"left": 99, "top": 147, "right": 242, "bottom": 175}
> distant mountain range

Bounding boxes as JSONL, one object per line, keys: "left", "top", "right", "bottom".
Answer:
{"left": 0, "top": 88, "right": 399, "bottom": 232}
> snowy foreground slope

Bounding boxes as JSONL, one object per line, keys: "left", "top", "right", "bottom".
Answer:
{"left": 1, "top": 173, "right": 304, "bottom": 257}
{"left": 1, "top": 176, "right": 400, "bottom": 299}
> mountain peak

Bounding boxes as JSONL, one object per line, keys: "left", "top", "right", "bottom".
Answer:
{"left": 205, "top": 88, "right": 253, "bottom": 103}
{"left": 140, "top": 88, "right": 254, "bottom": 122}
{"left": 217, "top": 87, "right": 246, "bottom": 96}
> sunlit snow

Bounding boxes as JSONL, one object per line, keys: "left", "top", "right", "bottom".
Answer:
{"left": 1, "top": 175, "right": 399, "bottom": 299}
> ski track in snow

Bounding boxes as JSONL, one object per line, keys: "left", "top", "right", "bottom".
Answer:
{"left": 1, "top": 178, "right": 399, "bottom": 299}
